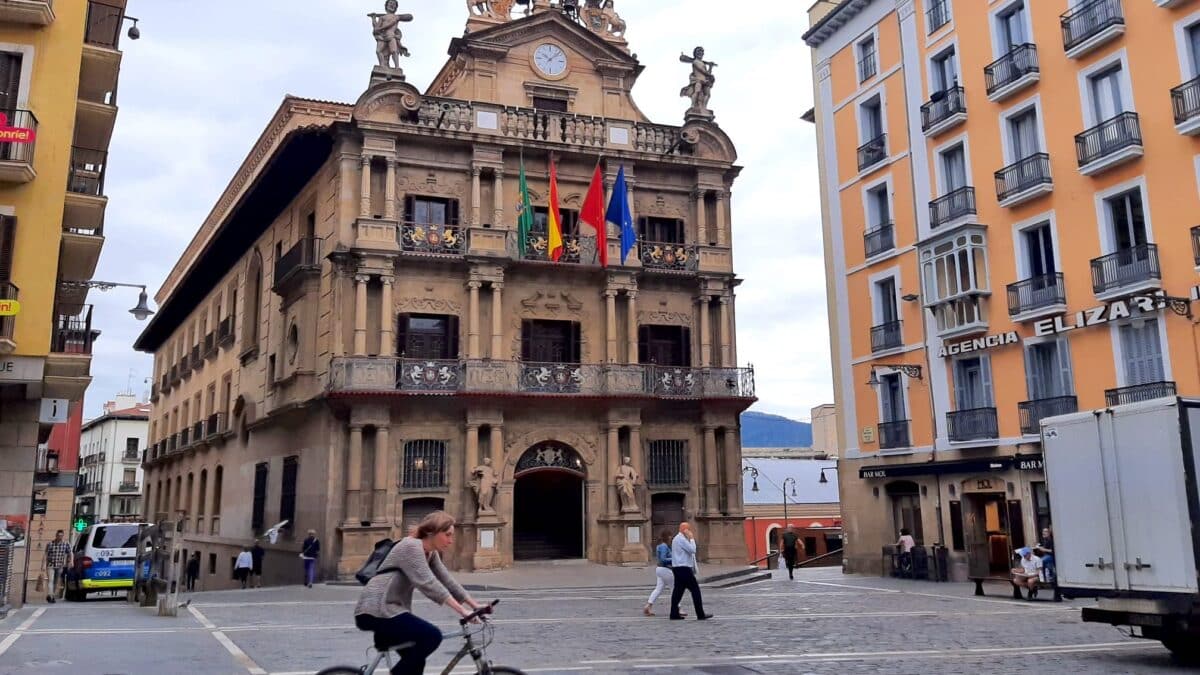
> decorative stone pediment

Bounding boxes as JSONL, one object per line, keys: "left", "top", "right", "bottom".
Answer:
{"left": 397, "top": 297, "right": 464, "bottom": 314}
{"left": 679, "top": 121, "right": 737, "bottom": 163}
{"left": 354, "top": 79, "right": 423, "bottom": 125}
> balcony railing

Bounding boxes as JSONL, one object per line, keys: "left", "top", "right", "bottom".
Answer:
{"left": 1105, "top": 381, "right": 1176, "bottom": 406}
{"left": 1172, "top": 76, "right": 1200, "bottom": 127}
{"left": 878, "top": 420, "right": 911, "bottom": 450}
{"left": 1061, "top": 0, "right": 1124, "bottom": 54}
{"left": 857, "top": 133, "right": 886, "bottom": 172}
{"left": 206, "top": 412, "right": 225, "bottom": 437}
{"left": 1007, "top": 273, "right": 1066, "bottom": 316}
{"left": 947, "top": 407, "right": 999, "bottom": 442}
{"left": 84, "top": 0, "right": 124, "bottom": 49}
{"left": 0, "top": 282, "right": 16, "bottom": 343}
{"left": 118, "top": 482, "right": 140, "bottom": 493}
{"left": 218, "top": 316, "right": 234, "bottom": 345}
{"left": 399, "top": 222, "right": 465, "bottom": 256}
{"left": 179, "top": 427, "right": 190, "bottom": 448}
{"left": 920, "top": 86, "right": 966, "bottom": 133}
{"left": 192, "top": 421, "right": 205, "bottom": 443}
{"left": 857, "top": 52, "right": 877, "bottom": 82}
{"left": 0, "top": 109, "right": 37, "bottom": 167}
{"left": 274, "top": 236, "right": 323, "bottom": 286}
{"left": 67, "top": 146, "right": 107, "bottom": 196}
{"left": 1192, "top": 226, "right": 1200, "bottom": 266}
{"left": 639, "top": 241, "right": 697, "bottom": 272}
{"left": 1075, "top": 112, "right": 1142, "bottom": 169}
{"left": 203, "top": 331, "right": 216, "bottom": 357}
{"left": 524, "top": 233, "right": 581, "bottom": 263}
{"left": 995, "top": 153, "right": 1051, "bottom": 203}
{"left": 397, "top": 358, "right": 463, "bottom": 392}
{"left": 984, "top": 44, "right": 1039, "bottom": 96}
{"left": 1090, "top": 243, "right": 1160, "bottom": 295}
{"left": 190, "top": 345, "right": 200, "bottom": 369}
{"left": 51, "top": 304, "right": 94, "bottom": 354}
{"left": 929, "top": 186, "right": 976, "bottom": 229}
{"left": 870, "top": 320, "right": 902, "bottom": 353}
{"left": 521, "top": 361, "right": 583, "bottom": 393}
{"left": 864, "top": 222, "right": 895, "bottom": 259}
{"left": 123, "top": 448, "right": 139, "bottom": 461}
{"left": 926, "top": 0, "right": 951, "bottom": 33}
{"left": 1018, "top": 396, "right": 1078, "bottom": 435}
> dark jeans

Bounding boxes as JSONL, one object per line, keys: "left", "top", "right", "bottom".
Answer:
{"left": 669, "top": 566, "right": 706, "bottom": 619}
{"left": 355, "top": 613, "right": 443, "bottom": 675}
{"left": 186, "top": 573, "right": 197, "bottom": 591}
{"left": 783, "top": 551, "right": 797, "bottom": 578}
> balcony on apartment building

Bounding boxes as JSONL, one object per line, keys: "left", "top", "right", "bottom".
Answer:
{"left": 0, "top": 0, "right": 55, "bottom": 25}
{"left": 218, "top": 315, "right": 234, "bottom": 346}
{"left": 1192, "top": 226, "right": 1200, "bottom": 266}
{"left": 639, "top": 241, "right": 698, "bottom": 272}
{"left": 191, "top": 420, "right": 205, "bottom": 446}
{"left": 947, "top": 407, "right": 999, "bottom": 443}
{"left": 857, "top": 51, "right": 876, "bottom": 83}
{"left": 399, "top": 222, "right": 466, "bottom": 257}
{"left": 203, "top": 330, "right": 216, "bottom": 359}
{"left": 995, "top": 153, "right": 1053, "bottom": 208}
{"left": 81, "top": 1, "right": 125, "bottom": 114}
{"left": 0, "top": 282, "right": 16, "bottom": 353}
{"left": 1105, "top": 380, "right": 1176, "bottom": 406}
{"left": 206, "top": 412, "right": 226, "bottom": 438}
{"left": 60, "top": 220, "right": 104, "bottom": 284}
{"left": 1061, "top": 0, "right": 1125, "bottom": 60}
{"left": 1075, "top": 112, "right": 1142, "bottom": 176}
{"left": 929, "top": 186, "right": 976, "bottom": 231}
{"left": 1171, "top": 76, "right": 1200, "bottom": 136}
{"left": 926, "top": 0, "right": 951, "bottom": 34}
{"left": 118, "top": 481, "right": 139, "bottom": 493}
{"left": 857, "top": 133, "right": 887, "bottom": 172}
{"left": 44, "top": 304, "right": 95, "bottom": 400}
{"left": 984, "top": 44, "right": 1039, "bottom": 103}
{"left": 1018, "top": 395, "right": 1078, "bottom": 436}
{"left": 878, "top": 419, "right": 911, "bottom": 450}
{"left": 870, "top": 319, "right": 902, "bottom": 353}
{"left": 920, "top": 86, "right": 967, "bottom": 137}
{"left": 1006, "top": 273, "right": 1066, "bottom": 321}
{"left": 1089, "top": 243, "right": 1161, "bottom": 299}
{"left": 273, "top": 236, "right": 323, "bottom": 293}
{"left": 864, "top": 221, "right": 895, "bottom": 259}
{"left": 0, "top": 109, "right": 36, "bottom": 184}
{"left": 123, "top": 447, "right": 139, "bottom": 462}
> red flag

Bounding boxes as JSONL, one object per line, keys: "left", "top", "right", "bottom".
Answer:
{"left": 579, "top": 162, "right": 608, "bottom": 266}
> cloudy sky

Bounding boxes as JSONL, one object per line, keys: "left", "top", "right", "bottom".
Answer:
{"left": 86, "top": 0, "right": 829, "bottom": 422}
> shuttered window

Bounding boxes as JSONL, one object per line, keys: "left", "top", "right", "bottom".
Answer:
{"left": 1119, "top": 319, "right": 1165, "bottom": 386}
{"left": 0, "top": 52, "right": 21, "bottom": 112}
{"left": 1024, "top": 338, "right": 1074, "bottom": 400}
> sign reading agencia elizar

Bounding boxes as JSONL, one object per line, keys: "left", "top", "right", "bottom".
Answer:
{"left": 1032, "top": 293, "right": 1170, "bottom": 337}
{"left": 939, "top": 331, "right": 1019, "bottom": 357}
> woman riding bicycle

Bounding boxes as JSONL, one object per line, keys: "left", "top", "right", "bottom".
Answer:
{"left": 354, "top": 511, "right": 487, "bottom": 675}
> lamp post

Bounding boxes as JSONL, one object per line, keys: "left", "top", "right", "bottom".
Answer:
{"left": 782, "top": 477, "right": 797, "bottom": 527}
{"left": 741, "top": 465, "right": 759, "bottom": 492}
{"left": 58, "top": 280, "right": 155, "bottom": 321}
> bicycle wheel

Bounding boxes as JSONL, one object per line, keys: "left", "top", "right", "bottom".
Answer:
{"left": 314, "top": 667, "right": 363, "bottom": 675}
{"left": 485, "top": 666, "right": 528, "bottom": 675}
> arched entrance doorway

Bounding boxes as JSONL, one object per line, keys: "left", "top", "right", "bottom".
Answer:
{"left": 513, "top": 442, "right": 586, "bottom": 560}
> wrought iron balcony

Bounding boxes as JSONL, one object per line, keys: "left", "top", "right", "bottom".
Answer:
{"left": 1061, "top": 0, "right": 1124, "bottom": 56}
{"left": 1171, "top": 76, "right": 1200, "bottom": 131}
{"left": 878, "top": 420, "right": 911, "bottom": 450}
{"left": 399, "top": 222, "right": 465, "bottom": 256}
{"left": 926, "top": 0, "right": 951, "bottom": 33}
{"left": 523, "top": 233, "right": 582, "bottom": 263}
{"left": 51, "top": 304, "right": 94, "bottom": 354}
{"left": 84, "top": 0, "right": 124, "bottom": 49}
{"left": 123, "top": 448, "right": 139, "bottom": 461}
{"left": 521, "top": 362, "right": 583, "bottom": 393}
{"left": 0, "top": 109, "right": 37, "bottom": 182}
{"left": 857, "top": 133, "right": 886, "bottom": 172}
{"left": 1018, "top": 396, "right": 1078, "bottom": 435}
{"left": 920, "top": 86, "right": 966, "bottom": 134}
{"left": 929, "top": 186, "right": 976, "bottom": 229}
{"left": 1007, "top": 273, "right": 1066, "bottom": 317}
{"left": 1192, "top": 226, "right": 1200, "bottom": 266}
{"left": 1090, "top": 243, "right": 1160, "bottom": 296}
{"left": 995, "top": 153, "right": 1052, "bottom": 205}
{"left": 204, "top": 331, "right": 216, "bottom": 357}
{"left": 857, "top": 52, "right": 876, "bottom": 83}
{"left": 870, "top": 320, "right": 903, "bottom": 353}
{"left": 118, "top": 481, "right": 139, "bottom": 493}
{"left": 192, "top": 421, "right": 205, "bottom": 443}
{"left": 179, "top": 427, "right": 190, "bottom": 448}
{"left": 864, "top": 221, "right": 895, "bottom": 259}
{"left": 67, "top": 146, "right": 107, "bottom": 197}
{"left": 206, "top": 412, "right": 225, "bottom": 438}
{"left": 984, "top": 44, "right": 1039, "bottom": 99}
{"left": 218, "top": 316, "right": 234, "bottom": 346}
{"left": 190, "top": 345, "right": 200, "bottom": 369}
{"left": 0, "top": 282, "right": 16, "bottom": 344}
{"left": 1075, "top": 112, "right": 1142, "bottom": 171}
{"left": 947, "top": 407, "right": 999, "bottom": 442}
{"left": 274, "top": 236, "right": 322, "bottom": 288}
{"left": 639, "top": 241, "right": 697, "bottom": 272}
{"left": 1105, "top": 381, "right": 1176, "bottom": 406}
{"left": 397, "top": 358, "right": 463, "bottom": 392}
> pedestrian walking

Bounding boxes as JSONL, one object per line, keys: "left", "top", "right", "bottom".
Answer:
{"left": 643, "top": 530, "right": 685, "bottom": 617}
{"left": 780, "top": 524, "right": 799, "bottom": 580}
{"left": 235, "top": 546, "right": 254, "bottom": 589}
{"left": 669, "top": 522, "right": 712, "bottom": 621}
{"left": 43, "top": 529, "right": 72, "bottom": 603}
{"left": 251, "top": 541, "right": 265, "bottom": 588}
{"left": 300, "top": 529, "right": 320, "bottom": 588}
{"left": 186, "top": 551, "right": 201, "bottom": 591}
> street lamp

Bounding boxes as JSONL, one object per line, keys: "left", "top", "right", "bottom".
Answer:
{"left": 782, "top": 477, "right": 798, "bottom": 527}
{"left": 819, "top": 467, "right": 831, "bottom": 484}
{"left": 59, "top": 280, "right": 155, "bottom": 321}
{"left": 866, "top": 363, "right": 923, "bottom": 386}
{"left": 741, "top": 465, "right": 759, "bottom": 492}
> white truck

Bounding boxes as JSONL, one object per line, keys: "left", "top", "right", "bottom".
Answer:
{"left": 1041, "top": 397, "right": 1200, "bottom": 663}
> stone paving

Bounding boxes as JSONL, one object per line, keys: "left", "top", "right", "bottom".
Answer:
{"left": 0, "top": 567, "right": 1191, "bottom": 674}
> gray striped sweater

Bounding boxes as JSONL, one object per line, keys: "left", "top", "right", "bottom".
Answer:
{"left": 354, "top": 537, "right": 469, "bottom": 619}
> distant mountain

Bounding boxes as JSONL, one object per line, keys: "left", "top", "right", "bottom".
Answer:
{"left": 740, "top": 411, "right": 813, "bottom": 447}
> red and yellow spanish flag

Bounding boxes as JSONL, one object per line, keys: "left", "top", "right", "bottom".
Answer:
{"left": 548, "top": 158, "right": 564, "bottom": 262}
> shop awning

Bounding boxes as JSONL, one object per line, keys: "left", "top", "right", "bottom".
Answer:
{"left": 858, "top": 454, "right": 1044, "bottom": 479}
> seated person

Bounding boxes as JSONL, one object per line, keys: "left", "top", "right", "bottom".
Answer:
{"left": 1011, "top": 547, "right": 1043, "bottom": 600}
{"left": 1035, "top": 527, "right": 1055, "bottom": 583}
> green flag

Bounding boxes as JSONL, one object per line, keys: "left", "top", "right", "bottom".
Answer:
{"left": 517, "top": 156, "right": 533, "bottom": 256}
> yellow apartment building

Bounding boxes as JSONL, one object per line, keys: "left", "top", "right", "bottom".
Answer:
{"left": 0, "top": 0, "right": 131, "bottom": 610}
{"left": 807, "top": 0, "right": 1200, "bottom": 580}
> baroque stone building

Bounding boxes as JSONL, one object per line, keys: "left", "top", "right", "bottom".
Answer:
{"left": 135, "top": 3, "right": 752, "bottom": 585}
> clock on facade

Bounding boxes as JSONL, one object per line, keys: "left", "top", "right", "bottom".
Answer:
{"left": 533, "top": 43, "right": 567, "bottom": 77}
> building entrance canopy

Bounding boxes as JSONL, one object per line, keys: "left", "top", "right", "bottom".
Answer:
{"left": 859, "top": 454, "right": 1044, "bottom": 479}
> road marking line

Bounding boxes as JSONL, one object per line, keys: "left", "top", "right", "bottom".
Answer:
{"left": 0, "top": 607, "right": 45, "bottom": 657}
{"left": 189, "top": 604, "right": 267, "bottom": 675}
{"left": 793, "top": 578, "right": 1064, "bottom": 610}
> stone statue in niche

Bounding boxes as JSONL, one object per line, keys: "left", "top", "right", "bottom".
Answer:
{"left": 615, "top": 456, "right": 641, "bottom": 514}
{"left": 679, "top": 46, "right": 717, "bottom": 118}
{"left": 369, "top": 0, "right": 413, "bottom": 71}
{"left": 470, "top": 456, "right": 499, "bottom": 515}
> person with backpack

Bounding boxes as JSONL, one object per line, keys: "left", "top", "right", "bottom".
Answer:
{"left": 354, "top": 511, "right": 486, "bottom": 675}
{"left": 300, "top": 530, "right": 320, "bottom": 588}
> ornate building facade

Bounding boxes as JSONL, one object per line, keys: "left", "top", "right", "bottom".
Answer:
{"left": 135, "top": 3, "right": 753, "bottom": 586}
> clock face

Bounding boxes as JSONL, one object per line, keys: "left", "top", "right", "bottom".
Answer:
{"left": 533, "top": 44, "right": 567, "bottom": 77}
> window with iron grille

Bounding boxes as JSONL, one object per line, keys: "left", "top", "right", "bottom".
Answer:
{"left": 403, "top": 440, "right": 447, "bottom": 489}
{"left": 280, "top": 456, "right": 298, "bottom": 531}
{"left": 647, "top": 440, "right": 688, "bottom": 486}
{"left": 251, "top": 462, "right": 268, "bottom": 531}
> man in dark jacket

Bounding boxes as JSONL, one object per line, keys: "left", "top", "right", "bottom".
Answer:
{"left": 301, "top": 530, "right": 320, "bottom": 588}
{"left": 780, "top": 525, "right": 799, "bottom": 580}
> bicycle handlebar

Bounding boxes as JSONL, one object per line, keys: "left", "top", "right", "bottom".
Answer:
{"left": 459, "top": 599, "right": 499, "bottom": 625}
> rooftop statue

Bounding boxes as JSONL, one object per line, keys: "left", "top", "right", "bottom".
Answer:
{"left": 680, "top": 46, "right": 717, "bottom": 119}
{"left": 580, "top": 0, "right": 625, "bottom": 38}
{"left": 369, "top": 0, "right": 413, "bottom": 72}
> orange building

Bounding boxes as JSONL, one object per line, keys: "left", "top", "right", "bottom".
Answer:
{"left": 806, "top": 0, "right": 1200, "bottom": 580}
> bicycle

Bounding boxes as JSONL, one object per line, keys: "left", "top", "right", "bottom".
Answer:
{"left": 317, "top": 600, "right": 525, "bottom": 675}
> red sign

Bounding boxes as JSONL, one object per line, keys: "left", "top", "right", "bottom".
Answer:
{"left": 0, "top": 113, "right": 35, "bottom": 144}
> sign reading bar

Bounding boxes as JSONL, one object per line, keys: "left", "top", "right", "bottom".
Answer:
{"left": 1033, "top": 294, "right": 1168, "bottom": 337}
{"left": 939, "top": 331, "right": 1019, "bottom": 358}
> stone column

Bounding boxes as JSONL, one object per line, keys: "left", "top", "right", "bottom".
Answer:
{"left": 718, "top": 296, "right": 731, "bottom": 367}
{"left": 467, "top": 281, "right": 481, "bottom": 358}
{"left": 384, "top": 159, "right": 397, "bottom": 220}
{"left": 471, "top": 167, "right": 482, "bottom": 226}
{"left": 604, "top": 290, "right": 617, "bottom": 363}
{"left": 489, "top": 425, "right": 503, "bottom": 464}
{"left": 625, "top": 291, "right": 638, "bottom": 365}
{"left": 702, "top": 425, "right": 719, "bottom": 515}
{"left": 353, "top": 274, "right": 370, "bottom": 356}
{"left": 346, "top": 424, "right": 364, "bottom": 525}
{"left": 380, "top": 275, "right": 395, "bottom": 357}
{"left": 723, "top": 427, "right": 740, "bottom": 513}
{"left": 490, "top": 283, "right": 504, "bottom": 359}
{"left": 360, "top": 155, "right": 372, "bottom": 218}
{"left": 698, "top": 295, "right": 711, "bottom": 367}
{"left": 629, "top": 425, "right": 642, "bottom": 470}
{"left": 694, "top": 188, "right": 707, "bottom": 244}
{"left": 465, "top": 424, "right": 480, "bottom": 486}
{"left": 373, "top": 424, "right": 391, "bottom": 523}
{"left": 607, "top": 424, "right": 620, "bottom": 515}
{"left": 492, "top": 169, "right": 504, "bottom": 226}
{"left": 715, "top": 190, "right": 728, "bottom": 246}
